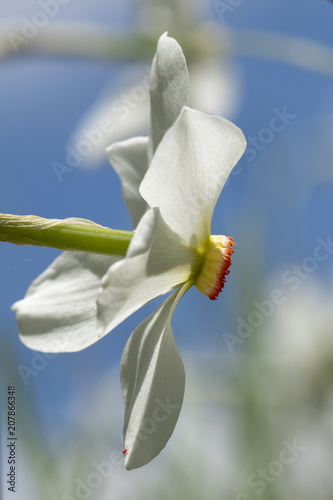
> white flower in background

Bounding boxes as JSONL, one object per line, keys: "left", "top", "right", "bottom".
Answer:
{"left": 255, "top": 278, "right": 333, "bottom": 415}
{"left": 257, "top": 280, "right": 333, "bottom": 500}
{"left": 12, "top": 33, "right": 246, "bottom": 469}
{"left": 263, "top": 280, "right": 333, "bottom": 371}
{"left": 69, "top": 0, "right": 240, "bottom": 166}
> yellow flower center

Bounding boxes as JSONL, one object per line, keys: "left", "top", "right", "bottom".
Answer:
{"left": 195, "top": 235, "right": 235, "bottom": 300}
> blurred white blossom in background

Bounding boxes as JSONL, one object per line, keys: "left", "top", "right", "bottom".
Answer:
{"left": 69, "top": 0, "right": 241, "bottom": 166}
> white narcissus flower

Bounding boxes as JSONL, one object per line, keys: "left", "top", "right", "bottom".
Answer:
{"left": 12, "top": 33, "right": 246, "bottom": 469}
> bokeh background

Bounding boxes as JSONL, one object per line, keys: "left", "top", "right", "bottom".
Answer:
{"left": 1, "top": 0, "right": 333, "bottom": 498}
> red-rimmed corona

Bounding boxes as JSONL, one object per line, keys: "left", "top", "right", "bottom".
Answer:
{"left": 195, "top": 235, "right": 235, "bottom": 300}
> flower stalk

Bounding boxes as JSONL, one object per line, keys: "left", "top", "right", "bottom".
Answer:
{"left": 0, "top": 213, "right": 133, "bottom": 256}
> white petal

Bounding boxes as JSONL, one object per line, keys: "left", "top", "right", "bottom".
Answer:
{"left": 106, "top": 137, "right": 148, "bottom": 228}
{"left": 148, "top": 33, "right": 189, "bottom": 161}
{"left": 140, "top": 106, "right": 246, "bottom": 250}
{"left": 12, "top": 252, "right": 119, "bottom": 352}
{"left": 121, "top": 283, "right": 190, "bottom": 469}
{"left": 97, "top": 208, "right": 197, "bottom": 335}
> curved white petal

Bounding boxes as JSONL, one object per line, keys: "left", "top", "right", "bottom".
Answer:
{"left": 12, "top": 252, "right": 119, "bottom": 353}
{"left": 120, "top": 283, "right": 190, "bottom": 469}
{"left": 97, "top": 208, "right": 198, "bottom": 335}
{"left": 148, "top": 33, "right": 189, "bottom": 161}
{"left": 140, "top": 106, "right": 246, "bottom": 250}
{"left": 106, "top": 137, "right": 148, "bottom": 228}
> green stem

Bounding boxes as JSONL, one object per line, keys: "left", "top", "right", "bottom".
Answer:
{"left": 0, "top": 214, "right": 133, "bottom": 256}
